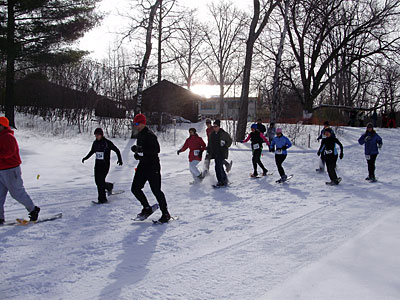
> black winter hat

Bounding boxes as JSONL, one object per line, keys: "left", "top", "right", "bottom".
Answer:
{"left": 94, "top": 128, "right": 104, "bottom": 135}
{"left": 213, "top": 119, "right": 221, "bottom": 127}
{"left": 324, "top": 128, "right": 333, "bottom": 134}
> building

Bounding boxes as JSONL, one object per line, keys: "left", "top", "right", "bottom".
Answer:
{"left": 138, "top": 80, "right": 203, "bottom": 123}
{"left": 198, "top": 97, "right": 258, "bottom": 121}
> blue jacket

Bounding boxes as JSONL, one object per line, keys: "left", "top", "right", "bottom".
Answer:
{"left": 358, "top": 132, "right": 382, "bottom": 155}
{"left": 270, "top": 135, "right": 292, "bottom": 155}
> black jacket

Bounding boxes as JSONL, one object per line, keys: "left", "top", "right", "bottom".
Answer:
{"left": 318, "top": 136, "right": 343, "bottom": 157}
{"left": 209, "top": 128, "right": 232, "bottom": 159}
{"left": 134, "top": 126, "right": 161, "bottom": 164}
{"left": 257, "top": 123, "right": 266, "bottom": 134}
{"left": 84, "top": 137, "right": 122, "bottom": 166}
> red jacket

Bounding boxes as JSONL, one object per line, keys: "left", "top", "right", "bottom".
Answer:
{"left": 0, "top": 127, "right": 22, "bottom": 170}
{"left": 179, "top": 134, "right": 206, "bottom": 162}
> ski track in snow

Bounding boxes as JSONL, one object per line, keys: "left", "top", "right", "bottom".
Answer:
{"left": 0, "top": 125, "right": 399, "bottom": 300}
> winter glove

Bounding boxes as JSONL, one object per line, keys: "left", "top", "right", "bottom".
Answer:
{"left": 131, "top": 145, "right": 143, "bottom": 153}
{"left": 117, "top": 160, "right": 123, "bottom": 166}
{"left": 317, "top": 151, "right": 321, "bottom": 156}
{"left": 134, "top": 153, "right": 141, "bottom": 160}
{"left": 81, "top": 158, "right": 86, "bottom": 163}
{"left": 271, "top": 147, "right": 275, "bottom": 153}
{"left": 364, "top": 136, "right": 371, "bottom": 142}
{"left": 239, "top": 140, "right": 244, "bottom": 143}
{"left": 339, "top": 152, "right": 343, "bottom": 159}
{"left": 177, "top": 150, "right": 180, "bottom": 155}
{"left": 378, "top": 144, "right": 382, "bottom": 149}
{"left": 281, "top": 145, "right": 287, "bottom": 151}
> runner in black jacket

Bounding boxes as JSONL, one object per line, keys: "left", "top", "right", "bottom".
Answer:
{"left": 131, "top": 114, "right": 170, "bottom": 223}
{"left": 82, "top": 128, "right": 123, "bottom": 203}
{"left": 317, "top": 128, "right": 343, "bottom": 185}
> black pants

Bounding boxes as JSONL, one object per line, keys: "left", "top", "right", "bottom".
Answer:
{"left": 252, "top": 149, "right": 267, "bottom": 175}
{"left": 275, "top": 154, "right": 287, "bottom": 177}
{"left": 215, "top": 158, "right": 228, "bottom": 184}
{"left": 94, "top": 164, "right": 113, "bottom": 202}
{"left": 131, "top": 161, "right": 168, "bottom": 214}
{"left": 325, "top": 155, "right": 338, "bottom": 182}
{"left": 367, "top": 154, "right": 378, "bottom": 178}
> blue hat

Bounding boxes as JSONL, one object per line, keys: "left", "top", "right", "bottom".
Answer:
{"left": 251, "top": 124, "right": 258, "bottom": 130}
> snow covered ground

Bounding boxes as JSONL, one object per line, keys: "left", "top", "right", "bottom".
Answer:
{"left": 1, "top": 121, "right": 399, "bottom": 300}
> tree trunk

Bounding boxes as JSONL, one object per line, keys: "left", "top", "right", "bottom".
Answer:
{"left": 5, "top": 1, "right": 16, "bottom": 128}
{"left": 157, "top": 0, "right": 162, "bottom": 83}
{"left": 236, "top": 37, "right": 255, "bottom": 141}
{"left": 271, "top": 0, "right": 290, "bottom": 124}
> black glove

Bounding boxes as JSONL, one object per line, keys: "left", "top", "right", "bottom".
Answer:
{"left": 131, "top": 145, "right": 143, "bottom": 153}
{"left": 317, "top": 151, "right": 321, "bottom": 156}
{"left": 81, "top": 158, "right": 86, "bottom": 163}
{"left": 269, "top": 147, "right": 272, "bottom": 152}
{"left": 134, "top": 153, "right": 141, "bottom": 160}
{"left": 177, "top": 150, "right": 180, "bottom": 155}
{"left": 117, "top": 160, "right": 123, "bottom": 166}
{"left": 282, "top": 145, "right": 287, "bottom": 150}
{"left": 271, "top": 147, "right": 275, "bottom": 153}
{"left": 339, "top": 152, "right": 343, "bottom": 159}
{"left": 239, "top": 140, "right": 244, "bottom": 143}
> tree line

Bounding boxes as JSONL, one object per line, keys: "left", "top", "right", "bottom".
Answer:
{"left": 1, "top": 0, "right": 400, "bottom": 140}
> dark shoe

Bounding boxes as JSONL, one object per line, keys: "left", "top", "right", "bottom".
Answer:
{"left": 158, "top": 213, "right": 171, "bottom": 223}
{"left": 262, "top": 170, "right": 268, "bottom": 176}
{"left": 365, "top": 176, "right": 371, "bottom": 180}
{"left": 226, "top": 160, "right": 233, "bottom": 173}
{"left": 98, "top": 199, "right": 108, "bottom": 204}
{"left": 250, "top": 173, "right": 258, "bottom": 178}
{"left": 216, "top": 182, "right": 226, "bottom": 187}
{"left": 137, "top": 206, "right": 153, "bottom": 219}
{"left": 0, "top": 218, "right": 4, "bottom": 225}
{"left": 281, "top": 175, "right": 288, "bottom": 182}
{"left": 29, "top": 206, "right": 40, "bottom": 221}
{"left": 107, "top": 183, "right": 114, "bottom": 196}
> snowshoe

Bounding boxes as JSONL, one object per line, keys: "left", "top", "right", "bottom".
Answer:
{"left": 133, "top": 204, "right": 159, "bottom": 221}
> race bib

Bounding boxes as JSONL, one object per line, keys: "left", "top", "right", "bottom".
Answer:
{"left": 276, "top": 149, "right": 282, "bottom": 154}
{"left": 365, "top": 155, "right": 371, "bottom": 160}
{"left": 252, "top": 144, "right": 260, "bottom": 150}
{"left": 220, "top": 140, "right": 226, "bottom": 147}
{"left": 324, "top": 150, "right": 333, "bottom": 155}
{"left": 194, "top": 150, "right": 200, "bottom": 156}
{"left": 96, "top": 152, "right": 104, "bottom": 160}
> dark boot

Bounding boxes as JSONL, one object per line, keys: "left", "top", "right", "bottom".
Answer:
{"left": 158, "top": 212, "right": 171, "bottom": 223}
{"left": 29, "top": 206, "right": 40, "bottom": 221}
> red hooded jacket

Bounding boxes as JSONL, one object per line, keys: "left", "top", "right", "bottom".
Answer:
{"left": 179, "top": 134, "right": 206, "bottom": 162}
{"left": 0, "top": 127, "right": 22, "bottom": 170}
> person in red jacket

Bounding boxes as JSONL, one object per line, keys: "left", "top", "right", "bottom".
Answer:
{"left": 0, "top": 117, "right": 40, "bottom": 224}
{"left": 177, "top": 128, "right": 207, "bottom": 183}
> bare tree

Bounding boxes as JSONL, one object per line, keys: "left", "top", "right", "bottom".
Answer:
{"left": 236, "top": 0, "right": 280, "bottom": 141}
{"left": 203, "top": 1, "right": 247, "bottom": 118}
{"left": 166, "top": 10, "right": 206, "bottom": 90}
{"left": 283, "top": 0, "right": 400, "bottom": 119}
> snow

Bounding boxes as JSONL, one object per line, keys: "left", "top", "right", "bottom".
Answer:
{"left": 1, "top": 120, "right": 399, "bottom": 300}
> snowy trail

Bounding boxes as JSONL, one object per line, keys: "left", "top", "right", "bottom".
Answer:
{"left": 1, "top": 126, "right": 399, "bottom": 300}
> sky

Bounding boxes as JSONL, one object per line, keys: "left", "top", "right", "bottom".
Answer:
{"left": 78, "top": 0, "right": 252, "bottom": 59}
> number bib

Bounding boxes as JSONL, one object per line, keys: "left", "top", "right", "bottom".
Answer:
{"left": 365, "top": 155, "right": 371, "bottom": 160}
{"left": 324, "top": 150, "right": 333, "bottom": 155}
{"left": 252, "top": 144, "right": 260, "bottom": 150}
{"left": 194, "top": 150, "right": 200, "bottom": 156}
{"left": 276, "top": 149, "right": 283, "bottom": 155}
{"left": 96, "top": 152, "right": 105, "bottom": 160}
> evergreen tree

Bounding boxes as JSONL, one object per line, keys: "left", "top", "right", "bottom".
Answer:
{"left": 0, "top": 0, "right": 102, "bottom": 127}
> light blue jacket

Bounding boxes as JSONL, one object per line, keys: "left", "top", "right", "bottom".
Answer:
{"left": 270, "top": 135, "right": 292, "bottom": 155}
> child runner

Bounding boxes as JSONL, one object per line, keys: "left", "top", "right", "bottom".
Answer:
{"left": 240, "top": 124, "right": 271, "bottom": 177}
{"left": 82, "top": 128, "right": 123, "bottom": 203}
{"left": 317, "top": 128, "right": 344, "bottom": 185}
{"left": 358, "top": 123, "right": 383, "bottom": 182}
{"left": 177, "top": 128, "right": 207, "bottom": 183}
{"left": 316, "top": 121, "right": 335, "bottom": 172}
{"left": 270, "top": 128, "right": 292, "bottom": 182}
